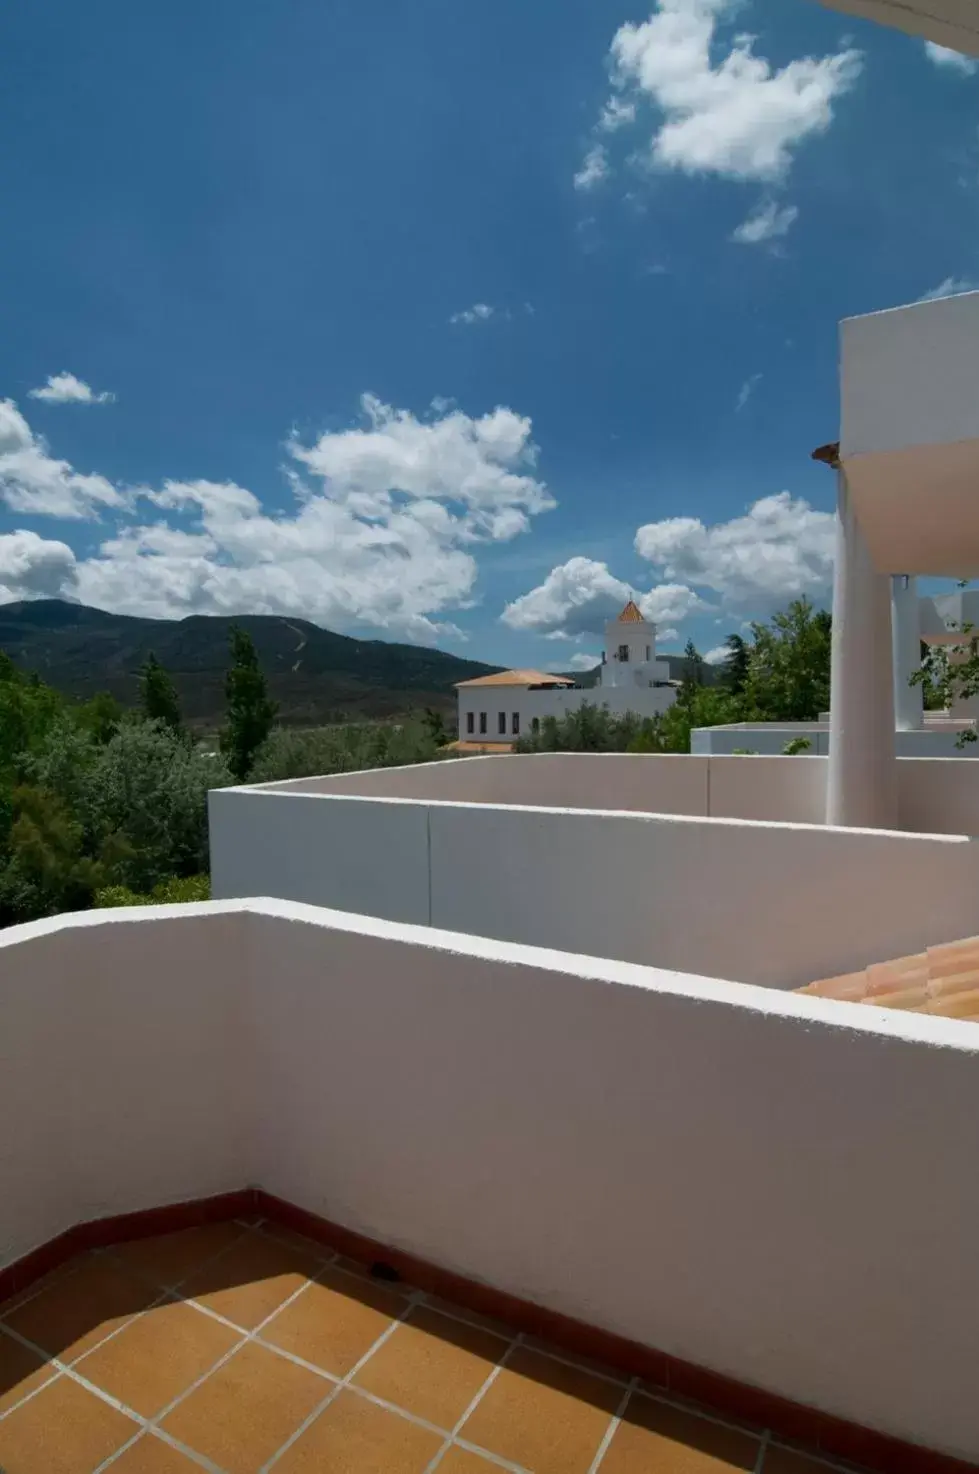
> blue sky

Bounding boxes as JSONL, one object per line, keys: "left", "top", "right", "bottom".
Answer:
{"left": 1, "top": 0, "right": 977, "bottom": 669}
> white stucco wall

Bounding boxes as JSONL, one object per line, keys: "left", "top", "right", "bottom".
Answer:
{"left": 212, "top": 761, "right": 979, "bottom": 988}
{"left": 457, "top": 682, "right": 675, "bottom": 743}
{"left": 2, "top": 899, "right": 979, "bottom": 1463}
{"left": 693, "top": 723, "right": 976, "bottom": 759}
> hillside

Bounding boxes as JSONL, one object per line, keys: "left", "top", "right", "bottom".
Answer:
{"left": 0, "top": 601, "right": 502, "bottom": 728}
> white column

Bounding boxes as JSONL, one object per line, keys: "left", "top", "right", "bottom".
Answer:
{"left": 827, "top": 469, "right": 897, "bottom": 829}
{"left": 892, "top": 575, "right": 923, "bottom": 731}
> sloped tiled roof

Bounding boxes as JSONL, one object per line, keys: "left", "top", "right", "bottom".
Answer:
{"left": 617, "top": 599, "right": 645, "bottom": 624}
{"left": 455, "top": 669, "right": 575, "bottom": 689}
{"left": 797, "top": 937, "right": 979, "bottom": 1022}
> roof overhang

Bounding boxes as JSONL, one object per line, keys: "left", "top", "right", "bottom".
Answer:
{"left": 816, "top": 0, "right": 979, "bottom": 56}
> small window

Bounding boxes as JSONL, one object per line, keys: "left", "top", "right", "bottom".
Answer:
{"left": 618, "top": 644, "right": 630, "bottom": 662}
{"left": 531, "top": 717, "right": 540, "bottom": 734}
{"left": 466, "top": 711, "right": 474, "bottom": 735}
{"left": 498, "top": 711, "right": 507, "bottom": 735}
{"left": 479, "top": 712, "right": 487, "bottom": 734}
{"left": 646, "top": 645, "right": 651, "bottom": 661}
{"left": 512, "top": 712, "right": 520, "bottom": 735}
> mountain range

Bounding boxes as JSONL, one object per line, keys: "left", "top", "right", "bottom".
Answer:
{"left": 0, "top": 600, "right": 503, "bottom": 728}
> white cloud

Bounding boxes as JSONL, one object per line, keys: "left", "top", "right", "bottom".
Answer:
{"left": 500, "top": 554, "right": 705, "bottom": 639}
{"left": 599, "top": 96, "right": 636, "bottom": 133}
{"left": 603, "top": 0, "right": 861, "bottom": 182}
{"left": 731, "top": 199, "right": 799, "bottom": 245}
{"left": 735, "top": 373, "right": 762, "bottom": 412}
{"left": 0, "top": 394, "right": 555, "bottom": 643}
{"left": 574, "top": 144, "right": 610, "bottom": 190}
{"left": 0, "top": 399, "right": 123, "bottom": 519}
{"left": 635, "top": 491, "right": 835, "bottom": 613}
{"left": 923, "top": 41, "right": 978, "bottom": 76}
{"left": 450, "top": 303, "right": 495, "bottom": 326}
{"left": 919, "top": 276, "right": 979, "bottom": 302}
{"left": 568, "top": 651, "right": 602, "bottom": 670}
{"left": 704, "top": 643, "right": 730, "bottom": 665}
{"left": 0, "top": 530, "right": 79, "bottom": 602}
{"left": 28, "top": 372, "right": 115, "bottom": 406}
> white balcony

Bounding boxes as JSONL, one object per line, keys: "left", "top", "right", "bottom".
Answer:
{"left": 1, "top": 898, "right": 978, "bottom": 1468}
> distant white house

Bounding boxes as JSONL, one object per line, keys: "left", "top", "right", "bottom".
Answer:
{"left": 454, "top": 600, "right": 677, "bottom": 747}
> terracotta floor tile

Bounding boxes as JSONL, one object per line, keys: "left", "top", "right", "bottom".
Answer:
{"left": 2, "top": 1255, "right": 156, "bottom": 1363}
{"left": 179, "top": 1234, "right": 320, "bottom": 1330}
{"left": 0, "top": 1375, "right": 136, "bottom": 1474}
{"left": 524, "top": 1333, "right": 627, "bottom": 1384}
{"left": 461, "top": 1345, "right": 621, "bottom": 1474}
{"left": 601, "top": 1394, "right": 760, "bottom": 1472}
{"left": 110, "top": 1222, "right": 248, "bottom": 1288}
{"left": 763, "top": 1447, "right": 839, "bottom": 1474}
{"left": 0, "top": 1326, "right": 57, "bottom": 1413}
{"left": 438, "top": 1448, "right": 504, "bottom": 1472}
{"left": 333, "top": 1254, "right": 413, "bottom": 1293}
{"left": 353, "top": 1306, "right": 506, "bottom": 1428}
{"left": 75, "top": 1298, "right": 241, "bottom": 1416}
{"left": 160, "top": 1339, "right": 328, "bottom": 1473}
{"left": 108, "top": 1432, "right": 207, "bottom": 1472}
{"left": 256, "top": 1222, "right": 335, "bottom": 1261}
{"left": 274, "top": 1388, "right": 444, "bottom": 1472}
{"left": 421, "top": 1294, "right": 514, "bottom": 1338}
{"left": 261, "top": 1265, "right": 404, "bottom": 1376}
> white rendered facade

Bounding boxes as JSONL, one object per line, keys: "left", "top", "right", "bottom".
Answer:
{"left": 456, "top": 601, "right": 676, "bottom": 745}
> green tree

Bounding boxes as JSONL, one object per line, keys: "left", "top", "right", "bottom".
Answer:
{"left": 720, "top": 634, "right": 750, "bottom": 695}
{"left": 220, "top": 627, "right": 278, "bottom": 782}
{"left": 0, "top": 785, "right": 102, "bottom": 925}
{"left": 140, "top": 653, "right": 183, "bottom": 735}
{"left": 74, "top": 692, "right": 123, "bottom": 745}
{"left": 743, "top": 598, "right": 831, "bottom": 722}
{"left": 80, "top": 721, "right": 232, "bottom": 893}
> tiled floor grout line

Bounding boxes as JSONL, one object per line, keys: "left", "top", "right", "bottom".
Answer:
{"left": 0, "top": 1229, "right": 867, "bottom": 1474}
{"left": 258, "top": 1289, "right": 429, "bottom": 1473}
{"left": 90, "top": 1245, "right": 348, "bottom": 1472}
{"left": 0, "top": 1216, "right": 271, "bottom": 1426}
{"left": 422, "top": 1332, "right": 526, "bottom": 1474}
{"left": 586, "top": 1375, "right": 640, "bottom": 1474}
{"left": 754, "top": 1427, "right": 772, "bottom": 1474}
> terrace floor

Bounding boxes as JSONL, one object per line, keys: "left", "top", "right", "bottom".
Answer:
{"left": 0, "top": 1215, "right": 865, "bottom": 1474}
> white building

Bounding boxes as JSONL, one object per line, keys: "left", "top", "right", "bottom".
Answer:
{"left": 455, "top": 600, "right": 676, "bottom": 747}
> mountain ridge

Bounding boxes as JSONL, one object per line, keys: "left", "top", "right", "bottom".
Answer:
{"left": 0, "top": 600, "right": 503, "bottom": 728}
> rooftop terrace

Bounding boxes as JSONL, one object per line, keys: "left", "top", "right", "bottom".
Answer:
{"left": 0, "top": 1209, "right": 869, "bottom": 1474}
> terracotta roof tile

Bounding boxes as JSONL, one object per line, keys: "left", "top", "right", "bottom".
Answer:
{"left": 799, "top": 938, "right": 979, "bottom": 1022}
{"left": 455, "top": 669, "right": 575, "bottom": 689}
{"left": 617, "top": 600, "right": 645, "bottom": 624}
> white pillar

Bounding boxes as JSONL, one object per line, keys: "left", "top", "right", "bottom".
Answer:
{"left": 827, "top": 470, "right": 897, "bottom": 829}
{"left": 892, "top": 575, "right": 923, "bottom": 731}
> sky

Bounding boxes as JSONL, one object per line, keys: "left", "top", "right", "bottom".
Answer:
{"left": 1, "top": 0, "right": 978, "bottom": 671}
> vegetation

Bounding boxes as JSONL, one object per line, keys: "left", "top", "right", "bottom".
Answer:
{"left": 912, "top": 620, "right": 979, "bottom": 744}
{"left": 220, "top": 627, "right": 278, "bottom": 781}
{"left": 517, "top": 598, "right": 832, "bottom": 756}
{"left": 0, "top": 598, "right": 500, "bottom": 727}
{"left": 0, "top": 593, "right": 838, "bottom": 928}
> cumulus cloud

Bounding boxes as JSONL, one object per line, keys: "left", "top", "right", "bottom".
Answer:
{"left": 924, "top": 41, "right": 978, "bottom": 76}
{"left": 0, "top": 399, "right": 123, "bottom": 518}
{"left": 0, "top": 530, "right": 78, "bottom": 602}
{"left": 574, "top": 145, "right": 610, "bottom": 190}
{"left": 28, "top": 372, "right": 115, "bottom": 406}
{"left": 500, "top": 554, "right": 705, "bottom": 639}
{"left": 568, "top": 651, "right": 602, "bottom": 671}
{"left": 594, "top": 0, "right": 860, "bottom": 183}
{"left": 450, "top": 303, "right": 495, "bottom": 326}
{"left": 731, "top": 199, "right": 799, "bottom": 245}
{"left": 919, "top": 276, "right": 979, "bottom": 302}
{"left": 704, "top": 644, "right": 731, "bottom": 665}
{"left": 0, "top": 393, "right": 555, "bottom": 643}
{"left": 635, "top": 491, "right": 835, "bottom": 613}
